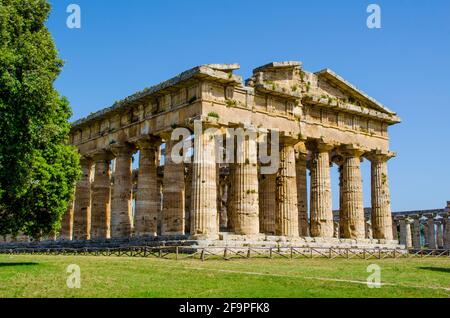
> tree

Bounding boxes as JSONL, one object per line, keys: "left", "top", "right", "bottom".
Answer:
{"left": 0, "top": 0, "right": 80, "bottom": 239}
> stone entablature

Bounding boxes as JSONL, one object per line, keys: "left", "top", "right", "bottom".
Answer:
{"left": 70, "top": 62, "right": 400, "bottom": 157}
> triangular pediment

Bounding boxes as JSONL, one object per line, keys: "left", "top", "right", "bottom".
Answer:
{"left": 315, "top": 68, "right": 396, "bottom": 116}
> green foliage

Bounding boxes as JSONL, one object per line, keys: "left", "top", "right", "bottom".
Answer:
{"left": 207, "top": 111, "right": 219, "bottom": 119}
{"left": 0, "top": 0, "right": 80, "bottom": 238}
{"left": 382, "top": 172, "right": 387, "bottom": 185}
{"left": 225, "top": 99, "right": 237, "bottom": 108}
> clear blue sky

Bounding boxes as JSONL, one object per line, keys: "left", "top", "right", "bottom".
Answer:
{"left": 46, "top": 0, "right": 450, "bottom": 212}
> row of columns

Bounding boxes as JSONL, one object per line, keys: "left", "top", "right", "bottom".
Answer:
{"left": 395, "top": 214, "right": 450, "bottom": 249}
{"left": 61, "top": 128, "right": 395, "bottom": 242}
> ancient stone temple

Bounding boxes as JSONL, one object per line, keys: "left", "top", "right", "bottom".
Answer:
{"left": 391, "top": 203, "right": 450, "bottom": 250}
{"left": 60, "top": 61, "right": 404, "bottom": 248}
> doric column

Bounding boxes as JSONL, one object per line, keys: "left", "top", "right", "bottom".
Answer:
{"left": 185, "top": 163, "right": 193, "bottom": 234}
{"left": 295, "top": 144, "right": 309, "bottom": 237}
{"left": 156, "top": 175, "right": 163, "bottom": 234}
{"left": 190, "top": 124, "right": 218, "bottom": 238}
{"left": 398, "top": 216, "right": 412, "bottom": 248}
{"left": 443, "top": 214, "right": 450, "bottom": 249}
{"left": 369, "top": 152, "right": 394, "bottom": 240}
{"left": 340, "top": 147, "right": 365, "bottom": 239}
{"left": 330, "top": 154, "right": 344, "bottom": 238}
{"left": 333, "top": 221, "right": 340, "bottom": 238}
{"left": 259, "top": 173, "right": 276, "bottom": 234}
{"left": 410, "top": 214, "right": 421, "bottom": 249}
{"left": 232, "top": 129, "right": 260, "bottom": 235}
{"left": 436, "top": 220, "right": 444, "bottom": 249}
{"left": 309, "top": 142, "right": 334, "bottom": 238}
{"left": 91, "top": 150, "right": 113, "bottom": 240}
{"left": 338, "top": 163, "right": 344, "bottom": 238}
{"left": 162, "top": 137, "right": 185, "bottom": 235}
{"left": 275, "top": 139, "right": 299, "bottom": 237}
{"left": 425, "top": 214, "right": 436, "bottom": 249}
{"left": 392, "top": 217, "right": 398, "bottom": 240}
{"left": 60, "top": 200, "right": 74, "bottom": 241}
{"left": 365, "top": 219, "right": 373, "bottom": 239}
{"left": 73, "top": 157, "right": 92, "bottom": 240}
{"left": 134, "top": 137, "right": 161, "bottom": 237}
{"left": 226, "top": 164, "right": 235, "bottom": 232}
{"left": 218, "top": 174, "right": 229, "bottom": 231}
{"left": 423, "top": 221, "right": 429, "bottom": 247}
{"left": 216, "top": 163, "right": 221, "bottom": 231}
{"left": 110, "top": 143, "right": 135, "bottom": 238}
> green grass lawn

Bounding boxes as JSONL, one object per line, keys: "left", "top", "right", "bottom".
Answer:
{"left": 0, "top": 254, "right": 449, "bottom": 298}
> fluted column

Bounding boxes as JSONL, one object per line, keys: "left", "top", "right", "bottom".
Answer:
{"left": 156, "top": 175, "right": 163, "bottom": 234}
{"left": 218, "top": 175, "right": 229, "bottom": 231}
{"left": 295, "top": 144, "right": 309, "bottom": 237}
{"left": 232, "top": 129, "right": 259, "bottom": 235}
{"left": 110, "top": 144, "right": 135, "bottom": 238}
{"left": 190, "top": 124, "right": 218, "bottom": 238}
{"left": 185, "top": 164, "right": 193, "bottom": 234}
{"left": 340, "top": 147, "right": 365, "bottom": 239}
{"left": 436, "top": 221, "right": 444, "bottom": 249}
{"left": 216, "top": 163, "right": 221, "bottom": 231}
{"left": 423, "top": 222, "right": 429, "bottom": 247}
{"left": 135, "top": 137, "right": 161, "bottom": 237}
{"left": 365, "top": 220, "right": 373, "bottom": 239}
{"left": 309, "top": 143, "right": 334, "bottom": 238}
{"left": 333, "top": 221, "right": 340, "bottom": 238}
{"left": 410, "top": 215, "right": 421, "bottom": 249}
{"left": 425, "top": 214, "right": 436, "bottom": 249}
{"left": 338, "top": 163, "right": 344, "bottom": 238}
{"left": 275, "top": 140, "right": 299, "bottom": 237}
{"left": 259, "top": 173, "right": 276, "bottom": 234}
{"left": 60, "top": 200, "right": 74, "bottom": 241}
{"left": 398, "top": 216, "right": 412, "bottom": 248}
{"left": 73, "top": 157, "right": 92, "bottom": 240}
{"left": 443, "top": 215, "right": 450, "bottom": 249}
{"left": 91, "top": 151, "right": 113, "bottom": 240}
{"left": 226, "top": 164, "right": 235, "bottom": 232}
{"left": 162, "top": 137, "right": 185, "bottom": 235}
{"left": 369, "top": 152, "right": 394, "bottom": 240}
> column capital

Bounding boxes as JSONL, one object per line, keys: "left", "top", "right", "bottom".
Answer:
{"left": 330, "top": 154, "right": 344, "bottom": 166}
{"left": 397, "top": 215, "right": 412, "bottom": 223}
{"left": 279, "top": 131, "right": 303, "bottom": 146}
{"left": 306, "top": 138, "right": 336, "bottom": 153}
{"left": 135, "top": 136, "right": 162, "bottom": 150}
{"left": 409, "top": 214, "right": 421, "bottom": 220}
{"left": 294, "top": 142, "right": 308, "bottom": 161}
{"left": 366, "top": 149, "right": 396, "bottom": 162}
{"left": 91, "top": 149, "right": 114, "bottom": 162}
{"left": 110, "top": 142, "right": 135, "bottom": 157}
{"left": 79, "top": 156, "right": 93, "bottom": 166}
{"left": 157, "top": 130, "right": 173, "bottom": 142}
{"left": 185, "top": 116, "right": 221, "bottom": 130}
{"left": 424, "top": 213, "right": 435, "bottom": 219}
{"left": 338, "top": 144, "right": 367, "bottom": 158}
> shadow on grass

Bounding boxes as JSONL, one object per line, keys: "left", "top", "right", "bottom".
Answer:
{"left": 0, "top": 262, "right": 39, "bottom": 267}
{"left": 419, "top": 267, "right": 450, "bottom": 274}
